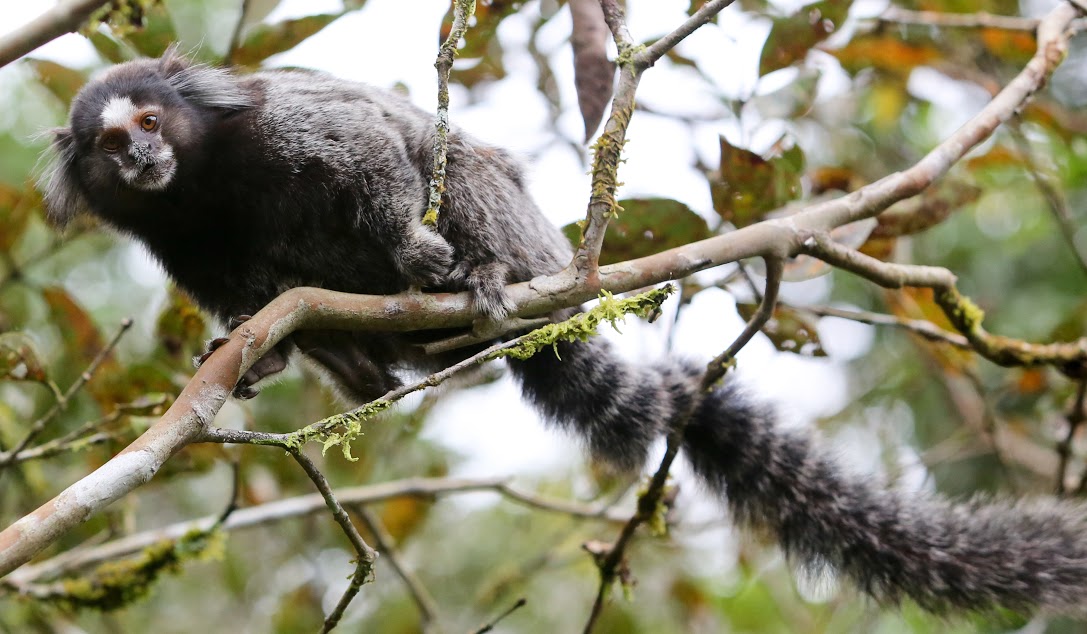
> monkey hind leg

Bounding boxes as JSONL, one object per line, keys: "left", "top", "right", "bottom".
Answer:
{"left": 195, "top": 314, "right": 291, "bottom": 399}
{"left": 447, "top": 260, "right": 515, "bottom": 322}
{"left": 294, "top": 330, "right": 402, "bottom": 405}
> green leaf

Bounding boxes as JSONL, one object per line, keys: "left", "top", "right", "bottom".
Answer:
{"left": 122, "top": 3, "right": 178, "bottom": 58}
{"left": 736, "top": 303, "right": 826, "bottom": 356}
{"left": 87, "top": 30, "right": 130, "bottom": 64}
{"left": 759, "top": 0, "right": 852, "bottom": 75}
{"left": 562, "top": 198, "right": 712, "bottom": 265}
{"left": 26, "top": 60, "right": 87, "bottom": 106}
{"left": 0, "top": 332, "right": 49, "bottom": 383}
{"left": 231, "top": 13, "right": 344, "bottom": 67}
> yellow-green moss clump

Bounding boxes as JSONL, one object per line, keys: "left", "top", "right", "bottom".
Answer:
{"left": 288, "top": 285, "right": 675, "bottom": 460}
{"left": 42, "top": 527, "right": 224, "bottom": 612}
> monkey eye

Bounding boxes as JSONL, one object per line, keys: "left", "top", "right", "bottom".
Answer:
{"left": 100, "top": 132, "right": 124, "bottom": 153}
{"left": 140, "top": 113, "right": 159, "bottom": 132}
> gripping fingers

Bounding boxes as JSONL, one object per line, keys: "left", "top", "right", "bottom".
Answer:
{"left": 194, "top": 336, "right": 230, "bottom": 367}
{"left": 228, "top": 314, "right": 252, "bottom": 330}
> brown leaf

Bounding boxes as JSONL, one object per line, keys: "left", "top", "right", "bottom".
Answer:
{"left": 829, "top": 33, "right": 941, "bottom": 78}
{"left": 42, "top": 286, "right": 107, "bottom": 365}
{"left": 570, "top": 0, "right": 615, "bottom": 142}
{"left": 709, "top": 136, "right": 804, "bottom": 227}
{"left": 0, "top": 184, "right": 30, "bottom": 251}
{"left": 736, "top": 303, "right": 827, "bottom": 357}
{"left": 0, "top": 332, "right": 49, "bottom": 383}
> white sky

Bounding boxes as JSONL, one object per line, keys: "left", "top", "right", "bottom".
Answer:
{"left": 1, "top": 0, "right": 888, "bottom": 496}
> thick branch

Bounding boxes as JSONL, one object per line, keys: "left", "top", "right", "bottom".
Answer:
{"left": 0, "top": 0, "right": 109, "bottom": 69}
{"left": 0, "top": 0, "right": 1079, "bottom": 581}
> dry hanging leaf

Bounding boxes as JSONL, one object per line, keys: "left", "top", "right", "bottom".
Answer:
{"left": 570, "top": 0, "right": 615, "bottom": 142}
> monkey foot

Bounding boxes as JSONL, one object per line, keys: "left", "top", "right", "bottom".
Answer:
{"left": 192, "top": 314, "right": 253, "bottom": 367}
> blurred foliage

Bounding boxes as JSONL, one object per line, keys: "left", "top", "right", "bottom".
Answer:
{"left": 2, "top": 0, "right": 1087, "bottom": 632}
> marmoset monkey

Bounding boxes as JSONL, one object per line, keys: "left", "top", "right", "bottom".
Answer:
{"left": 41, "top": 49, "right": 1087, "bottom": 616}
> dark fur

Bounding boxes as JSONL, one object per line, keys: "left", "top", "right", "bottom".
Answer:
{"left": 41, "top": 51, "right": 1087, "bottom": 617}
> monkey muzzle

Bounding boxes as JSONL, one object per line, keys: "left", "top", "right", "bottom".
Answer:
{"left": 119, "top": 139, "right": 176, "bottom": 191}
{"left": 129, "top": 141, "right": 155, "bottom": 169}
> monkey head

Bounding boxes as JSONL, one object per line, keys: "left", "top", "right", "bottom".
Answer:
{"left": 40, "top": 48, "right": 253, "bottom": 226}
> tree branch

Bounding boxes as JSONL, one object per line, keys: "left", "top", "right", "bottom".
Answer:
{"left": 0, "top": 0, "right": 1079, "bottom": 582}
{"left": 0, "top": 318, "right": 132, "bottom": 473}
{"left": 582, "top": 256, "right": 782, "bottom": 632}
{"left": 0, "top": 0, "right": 110, "bottom": 69}
{"left": 351, "top": 504, "right": 440, "bottom": 631}
{"left": 423, "top": 0, "right": 475, "bottom": 227}
{"left": 4, "top": 476, "right": 626, "bottom": 586}
{"left": 288, "top": 447, "right": 377, "bottom": 632}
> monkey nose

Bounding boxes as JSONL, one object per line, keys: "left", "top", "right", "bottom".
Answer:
{"left": 129, "top": 142, "right": 153, "bottom": 168}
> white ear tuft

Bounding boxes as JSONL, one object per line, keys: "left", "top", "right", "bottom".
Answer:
{"left": 38, "top": 128, "right": 89, "bottom": 227}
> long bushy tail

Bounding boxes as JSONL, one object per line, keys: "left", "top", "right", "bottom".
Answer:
{"left": 508, "top": 337, "right": 1087, "bottom": 616}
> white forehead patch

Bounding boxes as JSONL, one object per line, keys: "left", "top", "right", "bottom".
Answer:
{"left": 100, "top": 96, "right": 139, "bottom": 129}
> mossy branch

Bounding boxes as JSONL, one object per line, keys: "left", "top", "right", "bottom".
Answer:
{"left": 268, "top": 286, "right": 675, "bottom": 460}
{"left": 11, "top": 527, "right": 223, "bottom": 612}
{"left": 423, "top": 0, "right": 476, "bottom": 227}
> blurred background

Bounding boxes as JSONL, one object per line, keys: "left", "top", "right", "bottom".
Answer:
{"left": 3, "top": 0, "right": 1087, "bottom": 631}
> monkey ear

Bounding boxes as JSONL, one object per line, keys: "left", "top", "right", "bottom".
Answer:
{"left": 158, "top": 43, "right": 191, "bottom": 77}
{"left": 159, "top": 45, "right": 253, "bottom": 111}
{"left": 38, "top": 128, "right": 88, "bottom": 227}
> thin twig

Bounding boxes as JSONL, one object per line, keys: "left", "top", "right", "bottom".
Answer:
{"left": 4, "top": 395, "right": 169, "bottom": 466}
{"left": 0, "top": 318, "right": 133, "bottom": 472}
{"left": 423, "top": 0, "right": 475, "bottom": 226}
{"left": 790, "top": 303, "right": 971, "bottom": 348}
{"left": 1007, "top": 121, "right": 1087, "bottom": 276}
{"left": 5, "top": 476, "right": 626, "bottom": 585}
{"left": 1061, "top": 379, "right": 1087, "bottom": 494}
{"left": 640, "top": 0, "right": 737, "bottom": 66}
{"left": 474, "top": 598, "right": 527, "bottom": 633}
{"left": 1, "top": 432, "right": 112, "bottom": 465}
{"left": 351, "top": 505, "right": 440, "bottom": 631}
{"left": 875, "top": 6, "right": 1045, "bottom": 31}
{"left": 572, "top": 0, "right": 736, "bottom": 277}
{"left": 288, "top": 447, "right": 377, "bottom": 632}
{"left": 704, "top": 257, "right": 784, "bottom": 385}
{"left": 223, "top": 0, "right": 251, "bottom": 65}
{"left": 800, "top": 233, "right": 1087, "bottom": 371}
{"left": 582, "top": 256, "right": 782, "bottom": 633}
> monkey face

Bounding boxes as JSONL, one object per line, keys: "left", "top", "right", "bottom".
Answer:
{"left": 91, "top": 95, "right": 178, "bottom": 192}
